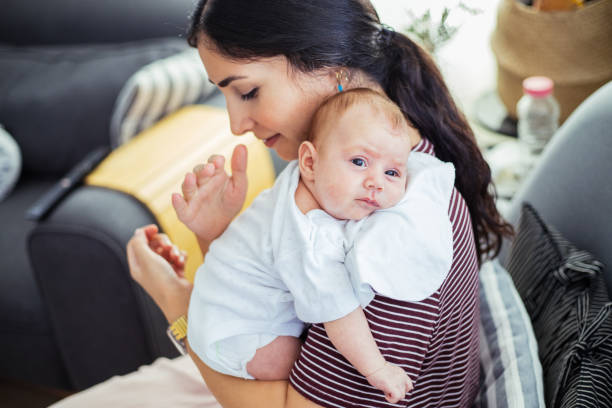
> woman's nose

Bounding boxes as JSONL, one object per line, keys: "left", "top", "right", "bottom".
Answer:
{"left": 227, "top": 101, "right": 255, "bottom": 136}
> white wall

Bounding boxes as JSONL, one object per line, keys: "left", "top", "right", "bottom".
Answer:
{"left": 371, "top": 0, "right": 502, "bottom": 117}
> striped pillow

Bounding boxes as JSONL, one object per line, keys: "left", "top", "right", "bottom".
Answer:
{"left": 476, "top": 259, "right": 545, "bottom": 408}
{"left": 110, "top": 49, "right": 217, "bottom": 147}
{"left": 506, "top": 203, "right": 612, "bottom": 408}
{"left": 0, "top": 124, "right": 21, "bottom": 202}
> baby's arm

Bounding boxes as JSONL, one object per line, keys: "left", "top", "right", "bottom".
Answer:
{"left": 324, "top": 308, "right": 413, "bottom": 403}
{"left": 294, "top": 179, "right": 411, "bottom": 400}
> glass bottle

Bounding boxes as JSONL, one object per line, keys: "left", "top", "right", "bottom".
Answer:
{"left": 516, "top": 76, "right": 561, "bottom": 163}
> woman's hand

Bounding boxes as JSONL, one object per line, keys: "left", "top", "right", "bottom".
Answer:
{"left": 127, "top": 225, "right": 193, "bottom": 323}
{"left": 172, "top": 144, "right": 248, "bottom": 249}
{"left": 148, "top": 231, "right": 188, "bottom": 278}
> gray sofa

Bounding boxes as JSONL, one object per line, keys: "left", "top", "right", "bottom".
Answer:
{"left": 2, "top": 0, "right": 610, "bottom": 398}
{"left": 0, "top": 0, "right": 200, "bottom": 390}
{"left": 494, "top": 80, "right": 612, "bottom": 406}
{"left": 499, "top": 80, "right": 612, "bottom": 297}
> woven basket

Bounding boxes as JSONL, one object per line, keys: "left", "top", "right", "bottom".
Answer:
{"left": 491, "top": 0, "right": 612, "bottom": 123}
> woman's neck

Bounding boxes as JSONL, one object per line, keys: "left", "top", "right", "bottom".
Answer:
{"left": 345, "top": 76, "right": 422, "bottom": 148}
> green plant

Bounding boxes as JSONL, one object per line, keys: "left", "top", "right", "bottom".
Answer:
{"left": 403, "top": 2, "right": 482, "bottom": 54}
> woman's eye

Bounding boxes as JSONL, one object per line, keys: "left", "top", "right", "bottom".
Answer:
{"left": 351, "top": 158, "right": 366, "bottom": 167}
{"left": 241, "top": 88, "right": 259, "bottom": 101}
{"left": 385, "top": 169, "right": 399, "bottom": 177}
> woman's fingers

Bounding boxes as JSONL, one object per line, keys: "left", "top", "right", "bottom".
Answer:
{"left": 169, "top": 246, "right": 180, "bottom": 263}
{"left": 154, "top": 233, "right": 171, "bottom": 247}
{"left": 143, "top": 224, "right": 159, "bottom": 240}
{"left": 149, "top": 233, "right": 172, "bottom": 256}
{"left": 127, "top": 227, "right": 151, "bottom": 280}
{"left": 132, "top": 226, "right": 149, "bottom": 246}
{"left": 126, "top": 235, "right": 138, "bottom": 272}
{"left": 148, "top": 233, "right": 185, "bottom": 268}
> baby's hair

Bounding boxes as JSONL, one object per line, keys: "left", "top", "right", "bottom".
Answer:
{"left": 308, "top": 88, "right": 411, "bottom": 146}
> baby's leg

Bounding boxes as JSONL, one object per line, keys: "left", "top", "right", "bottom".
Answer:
{"left": 246, "top": 336, "right": 301, "bottom": 380}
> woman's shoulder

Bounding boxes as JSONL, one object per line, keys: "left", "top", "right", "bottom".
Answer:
{"left": 411, "top": 137, "right": 436, "bottom": 155}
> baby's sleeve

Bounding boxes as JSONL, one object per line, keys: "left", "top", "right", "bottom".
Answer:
{"left": 275, "top": 211, "right": 360, "bottom": 323}
{"left": 345, "top": 153, "right": 456, "bottom": 303}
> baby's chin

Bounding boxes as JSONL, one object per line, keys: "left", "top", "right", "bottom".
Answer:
{"left": 327, "top": 198, "right": 403, "bottom": 221}
{"left": 335, "top": 208, "right": 377, "bottom": 222}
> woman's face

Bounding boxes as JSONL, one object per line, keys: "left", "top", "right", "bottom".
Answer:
{"left": 198, "top": 42, "right": 337, "bottom": 160}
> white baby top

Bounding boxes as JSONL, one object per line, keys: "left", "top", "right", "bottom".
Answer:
{"left": 188, "top": 152, "right": 455, "bottom": 359}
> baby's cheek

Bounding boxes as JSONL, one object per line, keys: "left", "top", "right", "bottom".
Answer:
{"left": 386, "top": 188, "right": 405, "bottom": 208}
{"left": 322, "top": 185, "right": 346, "bottom": 212}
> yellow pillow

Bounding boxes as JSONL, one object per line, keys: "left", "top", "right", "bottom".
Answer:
{"left": 86, "top": 105, "right": 275, "bottom": 281}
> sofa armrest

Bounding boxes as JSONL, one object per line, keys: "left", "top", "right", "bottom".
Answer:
{"left": 27, "top": 105, "right": 276, "bottom": 390}
{"left": 498, "top": 81, "right": 612, "bottom": 295}
{"left": 28, "top": 186, "right": 178, "bottom": 390}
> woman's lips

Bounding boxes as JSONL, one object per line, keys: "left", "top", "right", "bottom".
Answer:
{"left": 264, "top": 134, "right": 280, "bottom": 148}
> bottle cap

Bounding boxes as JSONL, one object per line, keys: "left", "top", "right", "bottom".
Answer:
{"left": 522, "top": 76, "right": 554, "bottom": 98}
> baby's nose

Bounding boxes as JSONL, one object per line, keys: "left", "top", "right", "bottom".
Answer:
{"left": 365, "top": 176, "right": 384, "bottom": 191}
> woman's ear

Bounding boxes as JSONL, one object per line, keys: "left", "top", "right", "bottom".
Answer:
{"left": 298, "top": 141, "right": 317, "bottom": 182}
{"left": 330, "top": 67, "right": 351, "bottom": 92}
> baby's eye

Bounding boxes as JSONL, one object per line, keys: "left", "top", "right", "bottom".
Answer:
{"left": 351, "top": 158, "right": 366, "bottom": 167}
{"left": 385, "top": 169, "right": 400, "bottom": 177}
{"left": 241, "top": 88, "right": 259, "bottom": 101}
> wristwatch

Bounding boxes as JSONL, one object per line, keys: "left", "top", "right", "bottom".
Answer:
{"left": 166, "top": 315, "right": 188, "bottom": 355}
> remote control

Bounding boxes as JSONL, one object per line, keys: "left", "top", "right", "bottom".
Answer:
{"left": 25, "top": 146, "right": 110, "bottom": 221}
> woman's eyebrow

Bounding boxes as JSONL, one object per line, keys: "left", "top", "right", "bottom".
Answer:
{"left": 208, "top": 75, "right": 247, "bottom": 88}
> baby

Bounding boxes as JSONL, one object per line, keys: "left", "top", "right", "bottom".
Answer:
{"left": 152, "top": 88, "right": 455, "bottom": 404}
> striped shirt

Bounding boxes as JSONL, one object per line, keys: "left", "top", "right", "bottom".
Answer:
{"left": 289, "top": 139, "right": 481, "bottom": 407}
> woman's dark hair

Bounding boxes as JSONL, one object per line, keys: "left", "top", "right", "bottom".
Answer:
{"left": 187, "top": 0, "right": 513, "bottom": 262}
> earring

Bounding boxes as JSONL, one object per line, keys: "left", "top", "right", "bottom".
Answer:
{"left": 336, "top": 70, "right": 349, "bottom": 92}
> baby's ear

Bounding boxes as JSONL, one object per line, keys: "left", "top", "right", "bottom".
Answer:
{"left": 298, "top": 141, "right": 317, "bottom": 182}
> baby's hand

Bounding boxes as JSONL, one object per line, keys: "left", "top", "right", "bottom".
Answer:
{"left": 366, "top": 362, "right": 413, "bottom": 404}
{"left": 172, "top": 145, "right": 248, "bottom": 244}
{"left": 145, "top": 226, "right": 187, "bottom": 278}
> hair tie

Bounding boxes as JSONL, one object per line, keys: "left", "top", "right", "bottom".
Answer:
{"left": 378, "top": 24, "right": 396, "bottom": 47}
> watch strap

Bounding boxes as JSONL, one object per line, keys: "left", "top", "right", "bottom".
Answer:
{"left": 167, "top": 315, "right": 188, "bottom": 355}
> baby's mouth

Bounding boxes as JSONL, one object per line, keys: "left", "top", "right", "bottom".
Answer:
{"left": 264, "top": 134, "right": 281, "bottom": 147}
{"left": 358, "top": 198, "right": 380, "bottom": 208}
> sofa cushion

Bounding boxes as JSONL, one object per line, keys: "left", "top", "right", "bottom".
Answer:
{"left": 0, "top": 124, "right": 21, "bottom": 201}
{"left": 476, "top": 259, "right": 545, "bottom": 408}
{"left": 506, "top": 203, "right": 612, "bottom": 408}
{"left": 110, "top": 48, "right": 217, "bottom": 147}
{"left": 0, "top": 38, "right": 188, "bottom": 176}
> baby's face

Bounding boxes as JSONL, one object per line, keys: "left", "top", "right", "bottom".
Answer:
{"left": 311, "top": 105, "right": 411, "bottom": 220}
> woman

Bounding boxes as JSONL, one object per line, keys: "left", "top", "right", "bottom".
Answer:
{"left": 56, "top": 1, "right": 511, "bottom": 407}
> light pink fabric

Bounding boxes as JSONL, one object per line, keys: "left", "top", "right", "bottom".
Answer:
{"left": 51, "top": 356, "right": 221, "bottom": 408}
